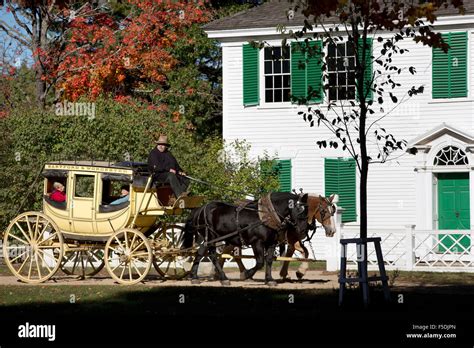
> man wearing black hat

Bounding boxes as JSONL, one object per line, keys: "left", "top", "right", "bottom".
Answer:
{"left": 147, "top": 134, "right": 189, "bottom": 199}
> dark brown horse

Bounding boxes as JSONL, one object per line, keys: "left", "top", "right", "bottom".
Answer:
{"left": 182, "top": 192, "right": 309, "bottom": 286}
{"left": 218, "top": 194, "right": 338, "bottom": 281}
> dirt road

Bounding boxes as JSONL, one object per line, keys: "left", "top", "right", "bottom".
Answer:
{"left": 0, "top": 269, "right": 340, "bottom": 289}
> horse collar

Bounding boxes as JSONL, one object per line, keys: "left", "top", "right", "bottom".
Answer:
{"left": 258, "top": 193, "right": 283, "bottom": 230}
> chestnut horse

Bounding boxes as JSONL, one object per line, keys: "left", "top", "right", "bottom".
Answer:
{"left": 219, "top": 193, "right": 338, "bottom": 281}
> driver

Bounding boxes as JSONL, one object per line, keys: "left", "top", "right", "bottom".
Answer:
{"left": 147, "top": 134, "right": 189, "bottom": 199}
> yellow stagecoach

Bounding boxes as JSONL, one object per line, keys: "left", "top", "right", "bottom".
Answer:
{"left": 2, "top": 161, "right": 203, "bottom": 285}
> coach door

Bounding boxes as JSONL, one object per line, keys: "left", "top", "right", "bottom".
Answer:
{"left": 71, "top": 173, "right": 97, "bottom": 234}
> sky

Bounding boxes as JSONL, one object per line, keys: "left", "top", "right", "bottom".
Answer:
{"left": 0, "top": 7, "right": 33, "bottom": 67}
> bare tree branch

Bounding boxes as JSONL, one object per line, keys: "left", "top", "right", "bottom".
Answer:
{"left": 0, "top": 20, "right": 30, "bottom": 47}
{"left": 7, "top": 4, "right": 33, "bottom": 36}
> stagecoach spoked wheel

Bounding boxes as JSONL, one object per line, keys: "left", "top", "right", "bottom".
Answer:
{"left": 61, "top": 248, "right": 105, "bottom": 277}
{"left": 152, "top": 224, "right": 192, "bottom": 280}
{"left": 104, "top": 229, "right": 152, "bottom": 285}
{"left": 2, "top": 212, "right": 64, "bottom": 284}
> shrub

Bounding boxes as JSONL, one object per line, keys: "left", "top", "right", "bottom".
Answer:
{"left": 0, "top": 98, "right": 279, "bottom": 230}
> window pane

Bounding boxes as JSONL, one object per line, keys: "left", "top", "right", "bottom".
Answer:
{"left": 274, "top": 75, "right": 282, "bottom": 88}
{"left": 337, "top": 43, "right": 346, "bottom": 56}
{"left": 75, "top": 175, "right": 94, "bottom": 198}
{"left": 348, "top": 57, "right": 355, "bottom": 69}
{"left": 264, "top": 61, "right": 272, "bottom": 74}
{"left": 273, "top": 60, "right": 281, "bottom": 74}
{"left": 338, "top": 72, "right": 347, "bottom": 86}
{"left": 328, "top": 58, "right": 336, "bottom": 72}
{"left": 283, "top": 75, "right": 290, "bottom": 88}
{"left": 265, "top": 89, "right": 273, "bottom": 103}
{"left": 272, "top": 47, "right": 281, "bottom": 60}
{"left": 328, "top": 43, "right": 336, "bottom": 58}
{"left": 282, "top": 46, "right": 290, "bottom": 59}
{"left": 329, "top": 73, "right": 337, "bottom": 86}
{"left": 338, "top": 87, "right": 347, "bottom": 100}
{"left": 347, "top": 87, "right": 355, "bottom": 100}
{"left": 283, "top": 89, "right": 290, "bottom": 101}
{"left": 265, "top": 76, "right": 273, "bottom": 88}
{"left": 274, "top": 89, "right": 282, "bottom": 102}
{"left": 282, "top": 60, "right": 290, "bottom": 73}
{"left": 348, "top": 71, "right": 355, "bottom": 85}
{"left": 264, "top": 47, "right": 272, "bottom": 60}
{"left": 346, "top": 42, "right": 354, "bottom": 56}
{"left": 329, "top": 87, "right": 337, "bottom": 101}
{"left": 337, "top": 58, "right": 345, "bottom": 70}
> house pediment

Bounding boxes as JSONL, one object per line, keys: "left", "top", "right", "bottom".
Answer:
{"left": 407, "top": 123, "right": 474, "bottom": 154}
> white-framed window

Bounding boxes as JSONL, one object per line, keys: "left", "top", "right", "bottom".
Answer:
{"left": 263, "top": 46, "right": 291, "bottom": 103}
{"left": 327, "top": 42, "right": 356, "bottom": 101}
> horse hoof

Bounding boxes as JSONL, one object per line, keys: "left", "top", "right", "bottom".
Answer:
{"left": 266, "top": 280, "right": 277, "bottom": 287}
{"left": 191, "top": 279, "right": 201, "bottom": 285}
{"left": 280, "top": 276, "right": 291, "bottom": 282}
{"left": 220, "top": 279, "right": 231, "bottom": 286}
{"left": 296, "top": 271, "right": 304, "bottom": 280}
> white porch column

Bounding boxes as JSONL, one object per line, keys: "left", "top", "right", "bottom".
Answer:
{"left": 415, "top": 169, "right": 433, "bottom": 230}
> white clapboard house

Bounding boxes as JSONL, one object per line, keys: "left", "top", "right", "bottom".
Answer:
{"left": 204, "top": 1, "right": 474, "bottom": 272}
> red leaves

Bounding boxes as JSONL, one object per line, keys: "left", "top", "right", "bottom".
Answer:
{"left": 49, "top": 1, "right": 211, "bottom": 102}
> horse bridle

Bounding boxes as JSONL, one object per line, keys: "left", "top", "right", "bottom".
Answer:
{"left": 316, "top": 195, "right": 336, "bottom": 223}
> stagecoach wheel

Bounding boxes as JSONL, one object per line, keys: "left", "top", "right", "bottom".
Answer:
{"left": 2, "top": 212, "right": 64, "bottom": 284}
{"left": 152, "top": 224, "right": 192, "bottom": 280}
{"left": 60, "top": 248, "right": 105, "bottom": 277}
{"left": 104, "top": 229, "right": 152, "bottom": 285}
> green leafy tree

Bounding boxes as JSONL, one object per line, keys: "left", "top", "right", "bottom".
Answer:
{"left": 0, "top": 99, "right": 278, "bottom": 230}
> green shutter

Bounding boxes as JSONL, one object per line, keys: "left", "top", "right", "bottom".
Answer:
{"left": 449, "top": 32, "right": 468, "bottom": 98}
{"left": 357, "top": 38, "right": 373, "bottom": 101}
{"left": 324, "top": 158, "right": 340, "bottom": 202}
{"left": 307, "top": 41, "right": 323, "bottom": 102}
{"left": 243, "top": 44, "right": 259, "bottom": 106}
{"left": 432, "top": 34, "right": 450, "bottom": 98}
{"left": 291, "top": 41, "right": 323, "bottom": 103}
{"left": 433, "top": 32, "right": 467, "bottom": 99}
{"left": 325, "top": 158, "right": 356, "bottom": 223}
{"left": 291, "top": 42, "right": 306, "bottom": 100}
{"left": 275, "top": 159, "right": 292, "bottom": 192}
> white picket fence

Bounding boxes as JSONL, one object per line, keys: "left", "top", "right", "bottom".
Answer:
{"left": 315, "top": 208, "right": 474, "bottom": 273}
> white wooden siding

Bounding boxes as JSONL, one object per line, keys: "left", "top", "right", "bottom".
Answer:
{"left": 221, "top": 29, "right": 474, "bottom": 230}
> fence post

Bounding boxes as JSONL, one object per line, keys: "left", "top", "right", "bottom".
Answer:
{"left": 405, "top": 224, "right": 415, "bottom": 271}
{"left": 326, "top": 206, "right": 345, "bottom": 271}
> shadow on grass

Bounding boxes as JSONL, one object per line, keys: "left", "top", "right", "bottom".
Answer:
{"left": 1, "top": 284, "right": 473, "bottom": 345}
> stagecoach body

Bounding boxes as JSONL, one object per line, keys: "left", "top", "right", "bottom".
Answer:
{"left": 42, "top": 161, "right": 172, "bottom": 239}
{"left": 2, "top": 161, "right": 203, "bottom": 284}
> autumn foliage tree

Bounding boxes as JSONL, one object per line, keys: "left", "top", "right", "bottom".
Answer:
{"left": 0, "top": 0, "right": 108, "bottom": 106}
{"left": 51, "top": 1, "right": 211, "bottom": 100}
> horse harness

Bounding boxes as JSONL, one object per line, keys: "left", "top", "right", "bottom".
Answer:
{"left": 195, "top": 202, "right": 264, "bottom": 247}
{"left": 195, "top": 194, "right": 297, "bottom": 247}
{"left": 257, "top": 193, "right": 296, "bottom": 244}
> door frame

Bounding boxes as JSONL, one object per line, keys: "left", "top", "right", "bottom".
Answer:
{"left": 70, "top": 171, "right": 98, "bottom": 234}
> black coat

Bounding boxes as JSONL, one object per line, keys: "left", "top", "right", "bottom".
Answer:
{"left": 147, "top": 147, "right": 183, "bottom": 181}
